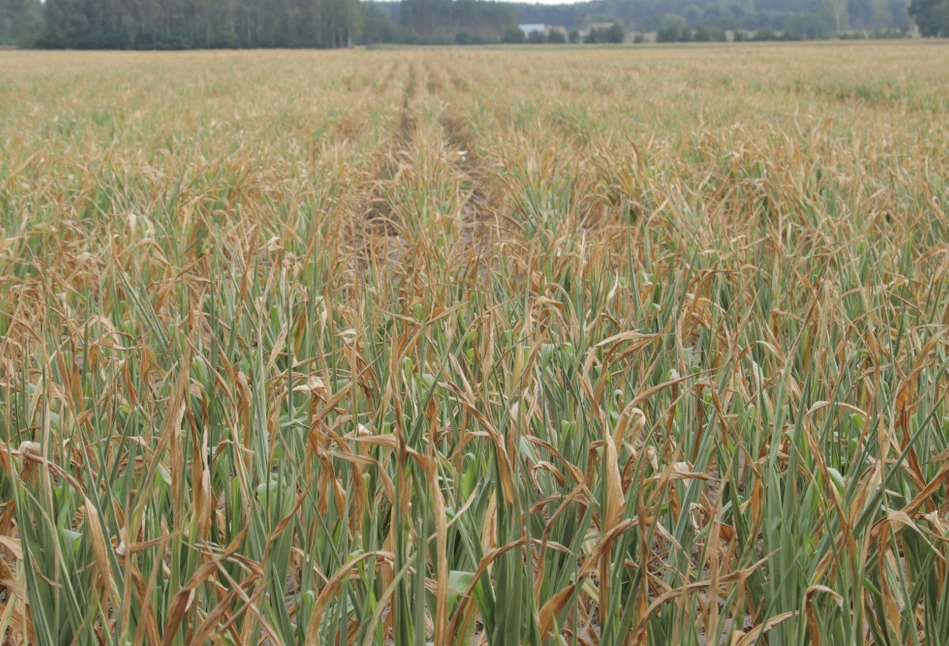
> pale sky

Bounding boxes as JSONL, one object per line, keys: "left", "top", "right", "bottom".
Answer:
{"left": 512, "top": 0, "right": 591, "bottom": 4}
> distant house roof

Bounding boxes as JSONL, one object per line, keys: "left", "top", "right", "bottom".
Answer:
{"left": 518, "top": 24, "right": 546, "bottom": 33}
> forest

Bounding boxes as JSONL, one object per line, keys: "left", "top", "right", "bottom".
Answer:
{"left": 515, "top": 0, "right": 911, "bottom": 33}
{"left": 1, "top": 0, "right": 944, "bottom": 51}
{"left": 361, "top": 0, "right": 924, "bottom": 46}
{"left": 509, "top": 0, "right": 912, "bottom": 32}
{"left": 370, "top": 0, "right": 913, "bottom": 39}
{"left": 1, "top": 0, "right": 363, "bottom": 47}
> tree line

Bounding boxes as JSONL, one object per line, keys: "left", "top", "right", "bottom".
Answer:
{"left": 364, "top": 0, "right": 943, "bottom": 45}
{"left": 509, "top": 0, "right": 917, "bottom": 36}
{"left": 910, "top": 0, "right": 949, "bottom": 34}
{"left": 1, "top": 0, "right": 42, "bottom": 45}
{"left": 360, "top": 0, "right": 518, "bottom": 45}
{"left": 3, "top": 0, "right": 947, "bottom": 48}
{"left": 2, "top": 0, "right": 363, "bottom": 47}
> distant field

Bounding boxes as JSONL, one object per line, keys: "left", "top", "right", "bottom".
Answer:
{"left": 2, "top": 43, "right": 949, "bottom": 645}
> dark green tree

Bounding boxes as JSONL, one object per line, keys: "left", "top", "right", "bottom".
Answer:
{"left": 361, "top": 3, "right": 395, "bottom": 44}
{"left": 501, "top": 25, "right": 525, "bottom": 42}
{"left": 604, "top": 20, "right": 624, "bottom": 40}
{"left": 656, "top": 12, "right": 688, "bottom": 40}
{"left": 399, "top": 0, "right": 515, "bottom": 39}
{"left": 507, "top": 0, "right": 887, "bottom": 39}
{"left": 693, "top": 22, "right": 712, "bottom": 38}
{"left": 527, "top": 28, "right": 546, "bottom": 42}
{"left": 37, "top": 0, "right": 364, "bottom": 48}
{"left": 910, "top": 0, "right": 949, "bottom": 35}
{"left": 1, "top": 0, "right": 43, "bottom": 45}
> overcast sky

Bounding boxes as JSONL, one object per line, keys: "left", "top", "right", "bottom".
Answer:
{"left": 513, "top": 0, "right": 590, "bottom": 5}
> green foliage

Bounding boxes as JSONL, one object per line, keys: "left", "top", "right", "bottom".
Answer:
{"left": 528, "top": 28, "right": 547, "bottom": 43}
{"left": 693, "top": 23, "right": 726, "bottom": 39}
{"left": 816, "top": 0, "right": 850, "bottom": 32}
{"left": 509, "top": 0, "right": 902, "bottom": 37}
{"left": 399, "top": 0, "right": 517, "bottom": 40}
{"left": 582, "top": 22, "right": 624, "bottom": 42}
{"left": 209, "top": 27, "right": 239, "bottom": 48}
{"left": 657, "top": 12, "right": 692, "bottom": 40}
{"left": 682, "top": 2, "right": 701, "bottom": 23}
{"left": 35, "top": 0, "right": 363, "bottom": 48}
{"left": 0, "top": 0, "right": 42, "bottom": 46}
{"left": 870, "top": 26, "right": 907, "bottom": 36}
{"left": 358, "top": 0, "right": 516, "bottom": 46}
{"left": 569, "top": 28, "right": 580, "bottom": 41}
{"left": 363, "top": 4, "right": 399, "bottom": 45}
{"left": 604, "top": 20, "right": 625, "bottom": 41}
{"left": 909, "top": 0, "right": 949, "bottom": 35}
{"left": 502, "top": 25, "right": 526, "bottom": 42}
{"left": 547, "top": 28, "right": 567, "bottom": 42}
{"left": 785, "top": 11, "right": 830, "bottom": 37}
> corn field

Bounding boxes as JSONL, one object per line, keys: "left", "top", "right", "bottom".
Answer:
{"left": 2, "top": 42, "right": 949, "bottom": 645}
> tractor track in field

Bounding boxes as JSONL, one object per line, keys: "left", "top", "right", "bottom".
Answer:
{"left": 376, "top": 60, "right": 400, "bottom": 95}
{"left": 397, "top": 62, "right": 418, "bottom": 147}
{"left": 436, "top": 56, "right": 506, "bottom": 233}
{"left": 435, "top": 78, "right": 503, "bottom": 253}
{"left": 422, "top": 59, "right": 443, "bottom": 94}
{"left": 355, "top": 57, "right": 501, "bottom": 270}
{"left": 443, "top": 55, "right": 488, "bottom": 95}
{"left": 357, "top": 62, "right": 419, "bottom": 267}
